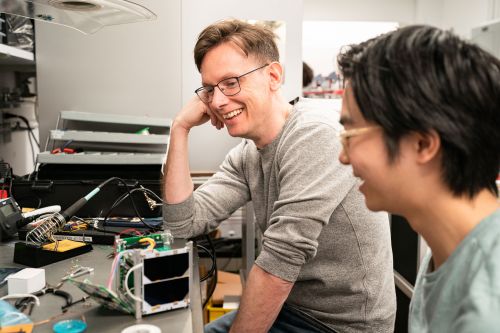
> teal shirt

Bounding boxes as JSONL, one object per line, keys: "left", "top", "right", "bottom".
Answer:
{"left": 409, "top": 209, "right": 500, "bottom": 332}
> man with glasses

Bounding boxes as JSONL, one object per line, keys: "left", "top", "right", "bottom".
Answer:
{"left": 163, "top": 19, "right": 395, "bottom": 333}
{"left": 337, "top": 25, "right": 500, "bottom": 332}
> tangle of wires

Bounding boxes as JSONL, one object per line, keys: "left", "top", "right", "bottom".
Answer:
{"left": 194, "top": 234, "right": 218, "bottom": 308}
{"left": 25, "top": 177, "right": 163, "bottom": 244}
{"left": 92, "top": 178, "right": 163, "bottom": 235}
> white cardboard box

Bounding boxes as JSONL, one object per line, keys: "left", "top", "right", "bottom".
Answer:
{"left": 7, "top": 268, "right": 45, "bottom": 294}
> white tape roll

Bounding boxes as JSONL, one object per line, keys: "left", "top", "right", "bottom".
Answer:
{"left": 121, "top": 324, "right": 162, "bottom": 333}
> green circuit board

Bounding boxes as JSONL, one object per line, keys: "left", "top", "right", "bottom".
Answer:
{"left": 69, "top": 278, "right": 135, "bottom": 314}
{"left": 115, "top": 232, "right": 173, "bottom": 252}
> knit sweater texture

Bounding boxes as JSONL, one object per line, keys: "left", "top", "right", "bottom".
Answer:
{"left": 164, "top": 97, "right": 396, "bottom": 332}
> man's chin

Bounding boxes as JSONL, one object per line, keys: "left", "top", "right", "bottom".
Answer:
{"left": 364, "top": 197, "right": 384, "bottom": 213}
{"left": 226, "top": 126, "right": 243, "bottom": 138}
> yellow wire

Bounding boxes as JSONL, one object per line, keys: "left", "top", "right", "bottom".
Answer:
{"left": 139, "top": 237, "right": 156, "bottom": 250}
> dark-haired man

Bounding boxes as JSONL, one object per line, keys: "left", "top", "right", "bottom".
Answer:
{"left": 337, "top": 25, "right": 500, "bottom": 332}
{"left": 163, "top": 19, "right": 396, "bottom": 332}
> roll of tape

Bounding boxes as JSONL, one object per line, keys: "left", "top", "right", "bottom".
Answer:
{"left": 121, "top": 324, "right": 162, "bottom": 333}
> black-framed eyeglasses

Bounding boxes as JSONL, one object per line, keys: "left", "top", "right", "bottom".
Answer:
{"left": 195, "top": 64, "right": 269, "bottom": 103}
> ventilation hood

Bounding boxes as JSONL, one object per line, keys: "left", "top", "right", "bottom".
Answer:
{"left": 0, "top": 0, "right": 156, "bottom": 34}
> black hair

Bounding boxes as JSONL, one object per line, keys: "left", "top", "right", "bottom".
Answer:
{"left": 338, "top": 25, "right": 500, "bottom": 197}
{"left": 302, "top": 61, "right": 314, "bottom": 87}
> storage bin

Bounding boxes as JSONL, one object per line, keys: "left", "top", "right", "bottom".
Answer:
{"left": 205, "top": 300, "right": 234, "bottom": 322}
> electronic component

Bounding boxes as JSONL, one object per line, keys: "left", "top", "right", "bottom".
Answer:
{"left": 70, "top": 279, "right": 135, "bottom": 314}
{"left": 135, "top": 243, "right": 191, "bottom": 316}
{"left": 0, "top": 197, "right": 23, "bottom": 240}
{"left": 114, "top": 232, "right": 173, "bottom": 252}
{"left": 70, "top": 232, "right": 193, "bottom": 319}
{"left": 14, "top": 177, "right": 135, "bottom": 267}
{"left": 6, "top": 268, "right": 45, "bottom": 294}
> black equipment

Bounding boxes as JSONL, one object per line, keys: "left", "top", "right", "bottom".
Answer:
{"left": 0, "top": 197, "right": 23, "bottom": 240}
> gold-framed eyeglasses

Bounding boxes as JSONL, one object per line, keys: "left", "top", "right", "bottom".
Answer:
{"left": 195, "top": 64, "right": 269, "bottom": 103}
{"left": 338, "top": 126, "right": 381, "bottom": 151}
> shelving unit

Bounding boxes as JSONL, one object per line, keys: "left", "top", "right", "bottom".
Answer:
{"left": 50, "top": 129, "right": 168, "bottom": 145}
{"left": 36, "top": 151, "right": 165, "bottom": 165}
{"left": 59, "top": 111, "right": 171, "bottom": 127}
{"left": 0, "top": 43, "right": 34, "bottom": 66}
{"left": 38, "top": 111, "right": 171, "bottom": 165}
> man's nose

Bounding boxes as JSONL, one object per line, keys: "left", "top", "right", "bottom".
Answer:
{"left": 338, "top": 147, "right": 350, "bottom": 165}
{"left": 211, "top": 86, "right": 229, "bottom": 108}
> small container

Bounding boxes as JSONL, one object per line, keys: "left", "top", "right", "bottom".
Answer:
{"left": 53, "top": 319, "right": 87, "bottom": 333}
{"left": 205, "top": 300, "right": 234, "bottom": 322}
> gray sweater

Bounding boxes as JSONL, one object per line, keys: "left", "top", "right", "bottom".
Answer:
{"left": 164, "top": 98, "right": 396, "bottom": 332}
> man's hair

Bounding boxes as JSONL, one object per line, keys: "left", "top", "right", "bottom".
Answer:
{"left": 302, "top": 61, "right": 314, "bottom": 87}
{"left": 194, "top": 19, "right": 279, "bottom": 72}
{"left": 338, "top": 25, "right": 500, "bottom": 197}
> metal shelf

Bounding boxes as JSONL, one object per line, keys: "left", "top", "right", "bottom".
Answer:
{"left": 37, "top": 151, "right": 165, "bottom": 165}
{"left": 60, "top": 111, "right": 171, "bottom": 128}
{"left": 0, "top": 44, "right": 34, "bottom": 65}
{"left": 39, "top": 111, "right": 170, "bottom": 165}
{"left": 50, "top": 130, "right": 169, "bottom": 145}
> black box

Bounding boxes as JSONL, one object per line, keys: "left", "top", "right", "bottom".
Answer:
{"left": 13, "top": 241, "right": 93, "bottom": 267}
{"left": 12, "top": 164, "right": 163, "bottom": 218}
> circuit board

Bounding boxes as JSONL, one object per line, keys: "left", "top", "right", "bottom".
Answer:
{"left": 115, "top": 232, "right": 173, "bottom": 252}
{"left": 69, "top": 278, "right": 135, "bottom": 314}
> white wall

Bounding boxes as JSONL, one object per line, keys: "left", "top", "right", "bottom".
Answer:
{"left": 181, "top": 0, "right": 303, "bottom": 171}
{"left": 415, "top": 0, "right": 492, "bottom": 38}
{"left": 35, "top": 0, "right": 303, "bottom": 172}
{"left": 302, "top": 21, "right": 399, "bottom": 77}
{"left": 301, "top": 0, "right": 414, "bottom": 81}
{"left": 414, "top": 0, "right": 443, "bottom": 27}
{"left": 0, "top": 100, "right": 39, "bottom": 176}
{"left": 36, "top": 0, "right": 182, "bottom": 152}
{"left": 415, "top": 0, "right": 500, "bottom": 38}
{"left": 303, "top": 0, "right": 416, "bottom": 23}
{"left": 303, "top": 0, "right": 500, "bottom": 39}
{"left": 33, "top": 0, "right": 498, "bottom": 173}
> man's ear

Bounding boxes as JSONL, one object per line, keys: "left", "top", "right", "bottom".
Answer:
{"left": 268, "top": 62, "right": 284, "bottom": 91}
{"left": 413, "top": 129, "right": 441, "bottom": 164}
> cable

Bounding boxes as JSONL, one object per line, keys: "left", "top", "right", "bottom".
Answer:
{"left": 15, "top": 288, "right": 72, "bottom": 313}
{"left": 4, "top": 113, "right": 40, "bottom": 147}
{"left": 107, "top": 250, "right": 133, "bottom": 289}
{"left": 2, "top": 294, "right": 40, "bottom": 306}
{"left": 22, "top": 205, "right": 61, "bottom": 219}
{"left": 138, "top": 237, "right": 156, "bottom": 251}
{"left": 197, "top": 244, "right": 215, "bottom": 282}
{"left": 124, "top": 263, "right": 143, "bottom": 302}
{"left": 25, "top": 176, "right": 146, "bottom": 245}
{"left": 17, "top": 205, "right": 62, "bottom": 230}
{"left": 9, "top": 121, "right": 36, "bottom": 166}
{"left": 4, "top": 112, "right": 40, "bottom": 164}
{"left": 199, "top": 235, "right": 218, "bottom": 308}
{"left": 118, "top": 228, "right": 143, "bottom": 237}
{"left": 100, "top": 186, "right": 162, "bottom": 231}
{"left": 99, "top": 178, "right": 148, "bottom": 226}
{"left": 105, "top": 186, "right": 162, "bottom": 218}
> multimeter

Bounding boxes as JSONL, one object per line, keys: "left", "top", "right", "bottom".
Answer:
{"left": 0, "top": 197, "right": 22, "bottom": 240}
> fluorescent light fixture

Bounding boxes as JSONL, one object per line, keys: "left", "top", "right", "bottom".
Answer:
{"left": 0, "top": 0, "right": 156, "bottom": 34}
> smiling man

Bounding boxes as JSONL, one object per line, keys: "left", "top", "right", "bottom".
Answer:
{"left": 337, "top": 25, "right": 500, "bottom": 332}
{"left": 162, "top": 19, "right": 395, "bottom": 333}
